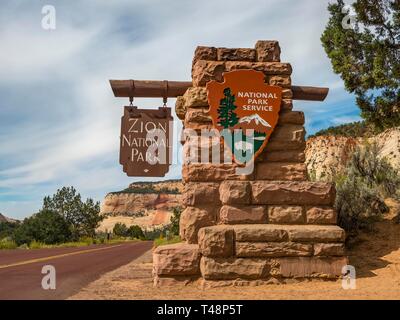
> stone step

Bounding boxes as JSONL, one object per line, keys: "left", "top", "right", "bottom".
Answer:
{"left": 198, "top": 224, "right": 346, "bottom": 258}
{"left": 184, "top": 181, "right": 336, "bottom": 211}
{"left": 179, "top": 204, "right": 337, "bottom": 245}
{"left": 153, "top": 226, "right": 347, "bottom": 285}
{"left": 218, "top": 205, "right": 337, "bottom": 225}
{"left": 200, "top": 256, "right": 348, "bottom": 280}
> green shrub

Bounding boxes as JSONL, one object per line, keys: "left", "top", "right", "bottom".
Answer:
{"left": 0, "top": 239, "right": 18, "bottom": 249}
{"left": 335, "top": 142, "right": 400, "bottom": 237}
{"left": 309, "top": 121, "right": 371, "bottom": 138}
{"left": 79, "top": 237, "right": 94, "bottom": 245}
{"left": 13, "top": 209, "right": 72, "bottom": 246}
{"left": 0, "top": 221, "right": 19, "bottom": 239}
{"left": 95, "top": 231, "right": 107, "bottom": 244}
{"left": 113, "top": 223, "right": 128, "bottom": 237}
{"left": 169, "top": 207, "right": 182, "bottom": 236}
{"left": 336, "top": 174, "right": 388, "bottom": 236}
{"left": 154, "top": 235, "right": 181, "bottom": 247}
{"left": 110, "top": 187, "right": 180, "bottom": 195}
{"left": 143, "top": 225, "right": 170, "bottom": 240}
{"left": 29, "top": 240, "right": 49, "bottom": 249}
{"left": 126, "top": 225, "right": 144, "bottom": 239}
{"left": 43, "top": 186, "right": 103, "bottom": 239}
{"left": 3, "top": 186, "right": 105, "bottom": 247}
{"left": 112, "top": 223, "right": 144, "bottom": 239}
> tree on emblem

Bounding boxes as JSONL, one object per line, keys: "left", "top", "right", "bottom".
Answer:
{"left": 217, "top": 88, "right": 239, "bottom": 128}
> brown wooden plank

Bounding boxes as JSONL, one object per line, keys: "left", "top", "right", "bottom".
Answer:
{"left": 291, "top": 85, "right": 329, "bottom": 101}
{"left": 110, "top": 80, "right": 329, "bottom": 101}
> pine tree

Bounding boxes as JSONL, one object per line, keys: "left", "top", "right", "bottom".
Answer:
{"left": 321, "top": 0, "right": 399, "bottom": 132}
{"left": 218, "top": 88, "right": 239, "bottom": 129}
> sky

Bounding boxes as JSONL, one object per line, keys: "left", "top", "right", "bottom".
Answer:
{"left": 0, "top": 0, "right": 360, "bottom": 219}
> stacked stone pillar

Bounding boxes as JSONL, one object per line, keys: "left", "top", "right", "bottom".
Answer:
{"left": 153, "top": 41, "right": 347, "bottom": 286}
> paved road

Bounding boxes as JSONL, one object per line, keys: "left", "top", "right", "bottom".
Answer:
{"left": 0, "top": 241, "right": 153, "bottom": 300}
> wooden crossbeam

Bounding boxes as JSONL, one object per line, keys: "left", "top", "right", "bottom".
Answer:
{"left": 109, "top": 80, "right": 329, "bottom": 101}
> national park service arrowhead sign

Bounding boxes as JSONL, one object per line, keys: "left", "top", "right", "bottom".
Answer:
{"left": 206, "top": 69, "right": 282, "bottom": 163}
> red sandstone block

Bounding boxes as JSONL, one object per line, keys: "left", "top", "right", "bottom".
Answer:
{"left": 192, "top": 46, "right": 217, "bottom": 66}
{"left": 179, "top": 206, "right": 216, "bottom": 244}
{"left": 192, "top": 60, "right": 225, "bottom": 87}
{"left": 153, "top": 243, "right": 201, "bottom": 276}
{"left": 276, "top": 256, "right": 348, "bottom": 278}
{"left": 217, "top": 48, "right": 256, "bottom": 61}
{"left": 219, "top": 181, "right": 251, "bottom": 205}
{"left": 236, "top": 242, "right": 313, "bottom": 258}
{"left": 255, "top": 162, "right": 307, "bottom": 181}
{"left": 251, "top": 181, "right": 336, "bottom": 206}
{"left": 219, "top": 205, "right": 267, "bottom": 224}
{"left": 198, "top": 225, "right": 234, "bottom": 257}
{"left": 268, "top": 206, "right": 304, "bottom": 224}
{"left": 255, "top": 40, "right": 281, "bottom": 62}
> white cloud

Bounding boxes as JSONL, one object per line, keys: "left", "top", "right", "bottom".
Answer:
{"left": 0, "top": 24, "right": 99, "bottom": 82}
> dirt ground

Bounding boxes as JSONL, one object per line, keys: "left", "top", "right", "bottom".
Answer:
{"left": 70, "top": 200, "right": 400, "bottom": 300}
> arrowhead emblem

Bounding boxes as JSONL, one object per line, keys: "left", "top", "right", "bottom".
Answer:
{"left": 206, "top": 69, "right": 282, "bottom": 163}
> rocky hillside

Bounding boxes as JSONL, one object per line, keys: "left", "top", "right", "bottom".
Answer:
{"left": 375, "top": 128, "right": 400, "bottom": 169}
{"left": 306, "top": 127, "right": 400, "bottom": 181}
{"left": 0, "top": 213, "right": 18, "bottom": 223}
{"left": 98, "top": 180, "right": 183, "bottom": 232}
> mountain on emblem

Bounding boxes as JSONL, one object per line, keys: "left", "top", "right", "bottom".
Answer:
{"left": 239, "top": 114, "right": 272, "bottom": 128}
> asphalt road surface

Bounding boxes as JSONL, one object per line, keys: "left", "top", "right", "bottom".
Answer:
{"left": 0, "top": 241, "right": 153, "bottom": 300}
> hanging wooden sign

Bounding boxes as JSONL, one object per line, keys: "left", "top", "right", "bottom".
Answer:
{"left": 120, "top": 106, "right": 173, "bottom": 177}
{"left": 207, "top": 69, "right": 282, "bottom": 163}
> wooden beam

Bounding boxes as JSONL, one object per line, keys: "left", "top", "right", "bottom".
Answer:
{"left": 110, "top": 80, "right": 192, "bottom": 98}
{"left": 110, "top": 80, "right": 329, "bottom": 101}
{"left": 291, "top": 85, "right": 329, "bottom": 101}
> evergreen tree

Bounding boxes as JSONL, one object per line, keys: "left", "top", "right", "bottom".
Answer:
{"left": 218, "top": 88, "right": 239, "bottom": 129}
{"left": 113, "top": 223, "right": 128, "bottom": 237}
{"left": 169, "top": 207, "right": 182, "bottom": 236}
{"left": 0, "top": 221, "right": 19, "bottom": 239}
{"left": 43, "top": 187, "right": 103, "bottom": 239}
{"left": 13, "top": 210, "right": 72, "bottom": 245}
{"left": 127, "top": 225, "right": 145, "bottom": 239}
{"left": 321, "top": 0, "right": 399, "bottom": 132}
